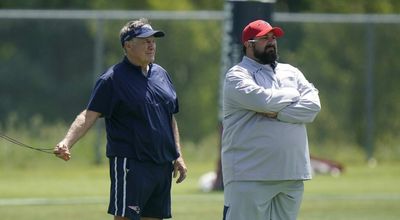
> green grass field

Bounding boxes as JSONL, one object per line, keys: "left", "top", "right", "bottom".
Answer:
{"left": 0, "top": 130, "right": 399, "bottom": 219}
{"left": 0, "top": 159, "right": 399, "bottom": 219}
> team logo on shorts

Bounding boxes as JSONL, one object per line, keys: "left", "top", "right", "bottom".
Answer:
{"left": 128, "top": 205, "right": 141, "bottom": 214}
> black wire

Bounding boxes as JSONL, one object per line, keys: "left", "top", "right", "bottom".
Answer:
{"left": 0, "top": 133, "right": 54, "bottom": 154}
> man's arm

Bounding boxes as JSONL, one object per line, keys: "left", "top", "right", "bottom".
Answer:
{"left": 277, "top": 73, "right": 321, "bottom": 124}
{"left": 224, "top": 68, "right": 300, "bottom": 114}
{"left": 172, "top": 115, "right": 187, "bottom": 184}
{"left": 277, "top": 87, "right": 320, "bottom": 123}
{"left": 54, "top": 109, "right": 101, "bottom": 161}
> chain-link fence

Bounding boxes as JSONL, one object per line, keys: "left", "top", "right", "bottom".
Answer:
{"left": 1, "top": 10, "right": 399, "bottom": 161}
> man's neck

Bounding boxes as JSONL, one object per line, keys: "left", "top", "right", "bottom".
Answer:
{"left": 126, "top": 55, "right": 149, "bottom": 76}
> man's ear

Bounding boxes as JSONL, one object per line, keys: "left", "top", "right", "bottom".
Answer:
{"left": 123, "top": 41, "right": 130, "bottom": 49}
{"left": 244, "top": 41, "right": 254, "bottom": 49}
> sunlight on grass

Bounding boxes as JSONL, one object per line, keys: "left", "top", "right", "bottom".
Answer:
{"left": 0, "top": 128, "right": 399, "bottom": 220}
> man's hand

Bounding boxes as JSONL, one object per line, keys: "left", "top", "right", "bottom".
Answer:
{"left": 53, "top": 142, "right": 71, "bottom": 161}
{"left": 173, "top": 156, "right": 187, "bottom": 184}
{"left": 259, "top": 111, "right": 278, "bottom": 119}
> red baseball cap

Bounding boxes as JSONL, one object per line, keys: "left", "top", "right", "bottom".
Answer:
{"left": 241, "top": 20, "right": 284, "bottom": 43}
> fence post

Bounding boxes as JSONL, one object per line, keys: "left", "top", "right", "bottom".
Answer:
{"left": 93, "top": 19, "right": 105, "bottom": 165}
{"left": 214, "top": 0, "right": 275, "bottom": 190}
{"left": 365, "top": 23, "right": 375, "bottom": 165}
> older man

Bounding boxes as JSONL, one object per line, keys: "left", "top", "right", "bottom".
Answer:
{"left": 54, "top": 18, "right": 187, "bottom": 220}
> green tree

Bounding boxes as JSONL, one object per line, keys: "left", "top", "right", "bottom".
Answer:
{"left": 1, "top": 0, "right": 400, "bottom": 157}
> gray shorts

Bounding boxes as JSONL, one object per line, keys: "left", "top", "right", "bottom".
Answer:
{"left": 223, "top": 180, "right": 304, "bottom": 220}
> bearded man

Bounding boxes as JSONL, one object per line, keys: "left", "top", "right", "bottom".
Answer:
{"left": 221, "top": 20, "right": 321, "bottom": 220}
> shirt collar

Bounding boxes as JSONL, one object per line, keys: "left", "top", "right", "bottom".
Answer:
{"left": 122, "top": 56, "right": 153, "bottom": 74}
{"left": 241, "top": 56, "right": 277, "bottom": 74}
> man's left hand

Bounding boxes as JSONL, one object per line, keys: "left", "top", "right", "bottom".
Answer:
{"left": 173, "top": 156, "right": 187, "bottom": 184}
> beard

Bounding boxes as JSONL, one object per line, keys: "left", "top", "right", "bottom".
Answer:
{"left": 253, "top": 45, "right": 278, "bottom": 65}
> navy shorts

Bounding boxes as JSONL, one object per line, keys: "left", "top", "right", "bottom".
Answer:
{"left": 107, "top": 157, "right": 173, "bottom": 220}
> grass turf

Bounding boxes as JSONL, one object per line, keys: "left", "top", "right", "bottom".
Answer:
{"left": 0, "top": 127, "right": 399, "bottom": 220}
{"left": 0, "top": 159, "right": 399, "bottom": 220}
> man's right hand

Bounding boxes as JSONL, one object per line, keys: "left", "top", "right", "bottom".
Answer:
{"left": 54, "top": 142, "right": 71, "bottom": 161}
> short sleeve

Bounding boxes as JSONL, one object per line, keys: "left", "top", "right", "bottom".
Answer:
{"left": 163, "top": 69, "right": 179, "bottom": 114}
{"left": 87, "top": 77, "right": 114, "bottom": 118}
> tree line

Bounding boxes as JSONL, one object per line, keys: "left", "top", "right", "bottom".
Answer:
{"left": 1, "top": 0, "right": 399, "bottom": 159}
